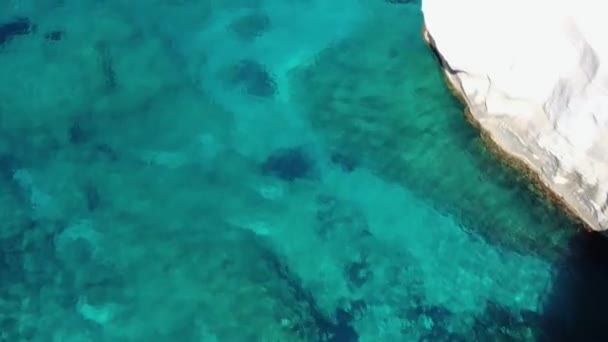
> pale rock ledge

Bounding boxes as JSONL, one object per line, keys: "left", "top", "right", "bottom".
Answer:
{"left": 421, "top": 0, "right": 608, "bottom": 232}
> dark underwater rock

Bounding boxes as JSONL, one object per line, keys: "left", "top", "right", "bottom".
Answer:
{"left": 470, "top": 300, "right": 534, "bottom": 341}
{"left": 229, "top": 12, "right": 270, "bottom": 41}
{"left": 231, "top": 59, "right": 277, "bottom": 98}
{"left": 96, "top": 41, "right": 117, "bottom": 91}
{"left": 330, "top": 313, "right": 359, "bottom": 342}
{"left": 69, "top": 120, "right": 92, "bottom": 145}
{"left": 330, "top": 152, "right": 358, "bottom": 173}
{"left": 262, "top": 146, "right": 315, "bottom": 182}
{"left": 44, "top": 30, "right": 63, "bottom": 41}
{"left": 345, "top": 258, "right": 372, "bottom": 289}
{"left": 0, "top": 153, "right": 18, "bottom": 179}
{"left": 83, "top": 182, "right": 100, "bottom": 212}
{"left": 0, "top": 18, "right": 34, "bottom": 46}
{"left": 261, "top": 244, "right": 359, "bottom": 341}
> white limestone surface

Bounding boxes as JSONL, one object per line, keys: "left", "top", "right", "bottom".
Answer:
{"left": 421, "top": 0, "right": 608, "bottom": 232}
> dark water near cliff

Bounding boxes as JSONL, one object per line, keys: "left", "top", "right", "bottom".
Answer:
{"left": 0, "top": 1, "right": 607, "bottom": 341}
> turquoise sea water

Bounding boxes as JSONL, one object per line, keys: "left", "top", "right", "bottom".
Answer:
{"left": 2, "top": 1, "right": 608, "bottom": 341}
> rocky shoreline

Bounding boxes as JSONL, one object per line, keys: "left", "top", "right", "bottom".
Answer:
{"left": 421, "top": 27, "right": 596, "bottom": 233}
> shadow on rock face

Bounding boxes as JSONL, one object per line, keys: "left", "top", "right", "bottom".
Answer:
{"left": 538, "top": 230, "right": 608, "bottom": 342}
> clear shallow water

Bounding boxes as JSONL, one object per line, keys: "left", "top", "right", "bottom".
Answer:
{"left": 1, "top": 0, "right": 608, "bottom": 341}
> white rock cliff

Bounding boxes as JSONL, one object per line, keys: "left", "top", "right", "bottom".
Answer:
{"left": 421, "top": 0, "right": 608, "bottom": 232}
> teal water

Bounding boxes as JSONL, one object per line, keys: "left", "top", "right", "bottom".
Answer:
{"left": 1, "top": 1, "right": 608, "bottom": 341}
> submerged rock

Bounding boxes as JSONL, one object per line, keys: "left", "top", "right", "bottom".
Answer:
{"left": 229, "top": 59, "right": 277, "bottom": 98}
{"left": 262, "top": 147, "right": 316, "bottom": 182}
{"left": 229, "top": 12, "right": 270, "bottom": 41}
{"left": 0, "top": 18, "right": 33, "bottom": 46}
{"left": 330, "top": 152, "right": 358, "bottom": 173}
{"left": 422, "top": 0, "right": 608, "bottom": 233}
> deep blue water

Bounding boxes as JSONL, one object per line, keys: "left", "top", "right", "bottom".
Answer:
{"left": 0, "top": 1, "right": 608, "bottom": 341}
